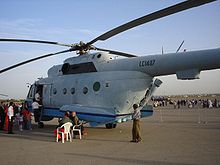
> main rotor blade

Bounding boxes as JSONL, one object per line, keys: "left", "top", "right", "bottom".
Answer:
{"left": 95, "top": 47, "right": 137, "bottom": 58}
{"left": 0, "top": 38, "right": 72, "bottom": 47}
{"left": 0, "top": 49, "right": 73, "bottom": 74}
{"left": 88, "top": 0, "right": 216, "bottom": 45}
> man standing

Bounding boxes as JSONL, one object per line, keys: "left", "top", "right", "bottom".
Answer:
{"left": 35, "top": 88, "right": 42, "bottom": 105}
{"left": 32, "top": 99, "right": 42, "bottom": 124}
{"left": 131, "top": 104, "right": 142, "bottom": 143}
{"left": 7, "top": 102, "right": 14, "bottom": 134}
{"left": 130, "top": 79, "right": 163, "bottom": 143}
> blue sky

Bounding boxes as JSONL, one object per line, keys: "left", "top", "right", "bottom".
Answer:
{"left": 0, "top": 0, "right": 220, "bottom": 99}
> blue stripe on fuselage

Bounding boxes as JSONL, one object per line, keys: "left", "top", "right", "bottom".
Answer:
{"left": 30, "top": 106, "right": 153, "bottom": 124}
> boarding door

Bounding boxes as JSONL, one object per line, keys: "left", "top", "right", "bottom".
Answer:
{"left": 42, "top": 84, "right": 52, "bottom": 107}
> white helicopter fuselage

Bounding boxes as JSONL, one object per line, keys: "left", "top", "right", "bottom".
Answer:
{"left": 32, "top": 52, "right": 153, "bottom": 125}
{"left": 27, "top": 47, "right": 220, "bottom": 126}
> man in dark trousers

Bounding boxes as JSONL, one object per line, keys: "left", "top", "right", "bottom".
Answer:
{"left": 131, "top": 104, "right": 142, "bottom": 143}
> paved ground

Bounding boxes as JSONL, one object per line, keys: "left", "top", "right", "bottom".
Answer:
{"left": 0, "top": 107, "right": 220, "bottom": 165}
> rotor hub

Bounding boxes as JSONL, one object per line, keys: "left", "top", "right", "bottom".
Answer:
{"left": 73, "top": 41, "right": 95, "bottom": 55}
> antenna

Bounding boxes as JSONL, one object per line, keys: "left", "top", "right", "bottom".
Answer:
{"left": 176, "top": 40, "right": 184, "bottom": 53}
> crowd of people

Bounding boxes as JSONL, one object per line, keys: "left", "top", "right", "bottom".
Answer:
{"left": 172, "top": 99, "right": 220, "bottom": 109}
{"left": 152, "top": 97, "right": 220, "bottom": 109}
{"left": 0, "top": 101, "right": 32, "bottom": 134}
{"left": 0, "top": 100, "right": 86, "bottom": 141}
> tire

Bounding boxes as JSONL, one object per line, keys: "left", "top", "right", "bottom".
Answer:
{"left": 38, "top": 122, "right": 44, "bottom": 128}
{"left": 105, "top": 123, "right": 117, "bottom": 129}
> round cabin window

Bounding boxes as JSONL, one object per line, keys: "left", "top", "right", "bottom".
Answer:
{"left": 63, "top": 88, "right": 67, "bottom": 95}
{"left": 83, "top": 87, "right": 88, "bottom": 94}
{"left": 71, "top": 88, "right": 75, "bottom": 94}
{"left": 93, "top": 82, "right": 101, "bottom": 92}
{"left": 53, "top": 88, "right": 57, "bottom": 95}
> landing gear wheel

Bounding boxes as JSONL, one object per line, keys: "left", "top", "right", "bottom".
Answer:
{"left": 105, "top": 123, "right": 117, "bottom": 129}
{"left": 38, "top": 122, "right": 44, "bottom": 128}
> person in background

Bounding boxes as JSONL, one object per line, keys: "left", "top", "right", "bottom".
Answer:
{"left": 4, "top": 104, "right": 9, "bottom": 132}
{"left": 0, "top": 102, "right": 6, "bottom": 130}
{"left": 16, "top": 110, "right": 23, "bottom": 131}
{"left": 69, "top": 111, "right": 87, "bottom": 136}
{"left": 69, "top": 111, "right": 79, "bottom": 126}
{"left": 57, "top": 111, "right": 72, "bottom": 127}
{"left": 7, "top": 102, "right": 14, "bottom": 134}
{"left": 22, "top": 102, "right": 29, "bottom": 130}
{"left": 35, "top": 89, "right": 42, "bottom": 104}
{"left": 54, "top": 111, "right": 72, "bottom": 140}
{"left": 26, "top": 109, "right": 32, "bottom": 130}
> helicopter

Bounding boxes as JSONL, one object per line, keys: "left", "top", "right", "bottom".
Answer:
{"left": 0, "top": 0, "right": 220, "bottom": 128}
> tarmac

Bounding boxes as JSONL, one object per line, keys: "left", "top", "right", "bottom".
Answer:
{"left": 0, "top": 107, "right": 220, "bottom": 165}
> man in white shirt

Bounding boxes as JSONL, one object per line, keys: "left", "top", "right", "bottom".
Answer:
{"left": 32, "top": 99, "right": 42, "bottom": 123}
{"left": 35, "top": 91, "right": 41, "bottom": 103}
{"left": 8, "top": 102, "right": 14, "bottom": 134}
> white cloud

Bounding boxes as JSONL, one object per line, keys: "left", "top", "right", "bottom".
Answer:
{"left": 0, "top": 18, "right": 101, "bottom": 42}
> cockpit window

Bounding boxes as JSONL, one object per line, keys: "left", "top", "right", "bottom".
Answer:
{"left": 97, "top": 54, "right": 101, "bottom": 58}
{"left": 62, "top": 62, "right": 97, "bottom": 75}
{"left": 27, "top": 85, "right": 34, "bottom": 99}
{"left": 61, "top": 63, "right": 70, "bottom": 73}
